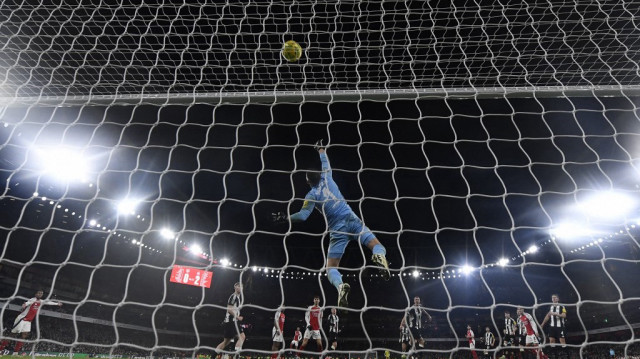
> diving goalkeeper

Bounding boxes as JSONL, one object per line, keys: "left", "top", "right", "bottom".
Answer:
{"left": 273, "top": 141, "right": 390, "bottom": 308}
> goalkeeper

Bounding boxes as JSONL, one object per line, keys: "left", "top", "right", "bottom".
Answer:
{"left": 274, "top": 141, "right": 390, "bottom": 308}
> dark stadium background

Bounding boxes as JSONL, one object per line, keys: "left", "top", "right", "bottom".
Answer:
{"left": 1, "top": 97, "right": 640, "bottom": 356}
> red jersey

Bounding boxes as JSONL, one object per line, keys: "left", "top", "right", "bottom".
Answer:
{"left": 466, "top": 329, "right": 475, "bottom": 343}
{"left": 275, "top": 310, "right": 285, "bottom": 332}
{"left": 518, "top": 313, "right": 538, "bottom": 336}
{"left": 17, "top": 297, "right": 60, "bottom": 322}
{"left": 306, "top": 305, "right": 322, "bottom": 330}
{"left": 293, "top": 330, "right": 302, "bottom": 341}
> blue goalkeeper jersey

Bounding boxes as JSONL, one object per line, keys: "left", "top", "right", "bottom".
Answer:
{"left": 289, "top": 153, "right": 354, "bottom": 229}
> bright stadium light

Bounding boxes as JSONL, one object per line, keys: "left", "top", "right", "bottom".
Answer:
{"left": 117, "top": 199, "right": 140, "bottom": 215}
{"left": 578, "top": 191, "right": 636, "bottom": 221}
{"left": 189, "top": 244, "right": 202, "bottom": 254}
{"left": 498, "top": 258, "right": 509, "bottom": 267}
{"left": 160, "top": 228, "right": 175, "bottom": 239}
{"left": 528, "top": 245, "right": 538, "bottom": 254}
{"left": 461, "top": 265, "right": 474, "bottom": 275}
{"left": 252, "top": 266, "right": 258, "bottom": 272}
{"left": 550, "top": 222, "right": 595, "bottom": 239}
{"left": 412, "top": 270, "right": 419, "bottom": 277}
{"left": 220, "top": 258, "right": 230, "bottom": 266}
{"left": 36, "top": 147, "right": 89, "bottom": 183}
{"left": 89, "top": 219, "right": 97, "bottom": 226}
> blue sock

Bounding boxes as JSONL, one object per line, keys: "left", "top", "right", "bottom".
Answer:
{"left": 372, "top": 244, "right": 386, "bottom": 255}
{"left": 327, "top": 268, "right": 343, "bottom": 290}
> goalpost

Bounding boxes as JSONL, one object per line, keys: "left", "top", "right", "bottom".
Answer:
{"left": 1, "top": 1, "right": 640, "bottom": 359}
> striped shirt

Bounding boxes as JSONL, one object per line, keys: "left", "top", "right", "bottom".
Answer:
{"left": 505, "top": 317, "right": 517, "bottom": 336}
{"left": 400, "top": 326, "right": 411, "bottom": 343}
{"left": 485, "top": 331, "right": 495, "bottom": 346}
{"left": 224, "top": 293, "right": 241, "bottom": 323}
{"left": 549, "top": 305, "right": 566, "bottom": 328}
{"left": 406, "top": 306, "right": 429, "bottom": 329}
{"left": 328, "top": 314, "right": 339, "bottom": 333}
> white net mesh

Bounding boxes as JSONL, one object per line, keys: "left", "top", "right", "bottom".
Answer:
{"left": 1, "top": 1, "right": 640, "bottom": 359}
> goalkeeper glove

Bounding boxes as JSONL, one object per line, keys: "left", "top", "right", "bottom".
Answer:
{"left": 313, "top": 139, "right": 324, "bottom": 151}
{"left": 271, "top": 211, "right": 287, "bottom": 224}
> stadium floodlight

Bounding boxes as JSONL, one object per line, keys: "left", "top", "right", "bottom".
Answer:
{"left": 550, "top": 222, "right": 594, "bottom": 239}
{"left": 117, "top": 199, "right": 140, "bottom": 215}
{"left": 189, "top": 244, "right": 202, "bottom": 255}
{"left": 412, "top": 270, "right": 419, "bottom": 277}
{"left": 528, "top": 245, "right": 538, "bottom": 254}
{"left": 89, "top": 219, "right": 96, "bottom": 226}
{"left": 160, "top": 228, "right": 175, "bottom": 239}
{"left": 35, "top": 147, "right": 89, "bottom": 183}
{"left": 461, "top": 265, "right": 474, "bottom": 275}
{"left": 252, "top": 266, "right": 258, "bottom": 272}
{"left": 498, "top": 258, "right": 509, "bottom": 267}
{"left": 220, "top": 258, "right": 229, "bottom": 266}
{"left": 578, "top": 191, "right": 635, "bottom": 221}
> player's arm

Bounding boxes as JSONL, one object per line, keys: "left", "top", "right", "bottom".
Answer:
{"left": 289, "top": 192, "right": 316, "bottom": 223}
{"left": 557, "top": 306, "right": 567, "bottom": 319}
{"left": 422, "top": 308, "right": 432, "bottom": 322}
{"left": 540, "top": 311, "right": 551, "bottom": 327}
{"left": 274, "top": 311, "right": 281, "bottom": 333}
{"left": 305, "top": 308, "right": 311, "bottom": 329}
{"left": 528, "top": 314, "right": 539, "bottom": 336}
{"left": 319, "top": 152, "right": 332, "bottom": 179}
{"left": 43, "top": 299, "right": 63, "bottom": 307}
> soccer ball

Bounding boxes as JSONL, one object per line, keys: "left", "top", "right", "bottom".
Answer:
{"left": 282, "top": 40, "right": 302, "bottom": 62}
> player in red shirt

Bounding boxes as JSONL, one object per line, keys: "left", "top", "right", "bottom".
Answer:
{"left": 516, "top": 307, "right": 548, "bottom": 359}
{"left": 290, "top": 327, "right": 302, "bottom": 350}
{"left": 270, "top": 308, "right": 286, "bottom": 359}
{"left": 298, "top": 296, "right": 323, "bottom": 358}
{"left": 466, "top": 324, "right": 479, "bottom": 359}
{"left": 0, "top": 290, "right": 62, "bottom": 353}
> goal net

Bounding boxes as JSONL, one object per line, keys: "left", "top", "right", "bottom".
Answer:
{"left": 1, "top": 1, "right": 640, "bottom": 359}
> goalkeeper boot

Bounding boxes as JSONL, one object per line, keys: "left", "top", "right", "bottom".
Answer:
{"left": 371, "top": 254, "right": 390, "bottom": 280}
{"left": 337, "top": 283, "right": 350, "bottom": 308}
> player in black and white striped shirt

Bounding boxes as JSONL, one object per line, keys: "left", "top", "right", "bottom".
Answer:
{"left": 216, "top": 282, "right": 245, "bottom": 353}
{"left": 502, "top": 311, "right": 518, "bottom": 359}
{"left": 399, "top": 321, "right": 412, "bottom": 358}
{"left": 540, "top": 294, "right": 567, "bottom": 358}
{"left": 401, "top": 296, "right": 432, "bottom": 351}
{"left": 482, "top": 327, "right": 495, "bottom": 358}
{"left": 327, "top": 308, "right": 340, "bottom": 351}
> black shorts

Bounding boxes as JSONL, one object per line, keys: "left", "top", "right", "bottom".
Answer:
{"left": 223, "top": 321, "right": 243, "bottom": 339}
{"left": 503, "top": 334, "right": 516, "bottom": 346}
{"left": 548, "top": 326, "right": 565, "bottom": 339}
{"left": 409, "top": 327, "right": 424, "bottom": 340}
{"left": 329, "top": 333, "right": 338, "bottom": 343}
{"left": 518, "top": 335, "right": 526, "bottom": 346}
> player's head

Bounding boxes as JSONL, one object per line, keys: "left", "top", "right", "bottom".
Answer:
{"left": 467, "top": 324, "right": 471, "bottom": 330}
{"left": 413, "top": 296, "right": 421, "bottom": 305}
{"left": 485, "top": 326, "right": 491, "bottom": 332}
{"left": 331, "top": 308, "right": 337, "bottom": 315}
{"left": 551, "top": 294, "right": 559, "bottom": 303}
{"left": 35, "top": 290, "right": 44, "bottom": 299}
{"left": 305, "top": 170, "right": 321, "bottom": 188}
{"left": 313, "top": 295, "right": 320, "bottom": 305}
{"left": 296, "top": 326, "right": 300, "bottom": 331}
{"left": 234, "top": 282, "right": 242, "bottom": 293}
{"left": 516, "top": 307, "right": 524, "bottom": 316}
{"left": 504, "top": 310, "right": 511, "bottom": 318}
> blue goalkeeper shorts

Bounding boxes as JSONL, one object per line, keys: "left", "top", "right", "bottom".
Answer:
{"left": 328, "top": 214, "right": 376, "bottom": 259}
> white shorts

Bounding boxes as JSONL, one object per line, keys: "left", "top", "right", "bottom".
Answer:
{"left": 290, "top": 340, "right": 299, "bottom": 347}
{"left": 11, "top": 318, "right": 31, "bottom": 334}
{"left": 304, "top": 329, "right": 321, "bottom": 340}
{"left": 525, "top": 335, "right": 539, "bottom": 345}
{"left": 469, "top": 340, "right": 475, "bottom": 349}
{"left": 272, "top": 327, "right": 284, "bottom": 343}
